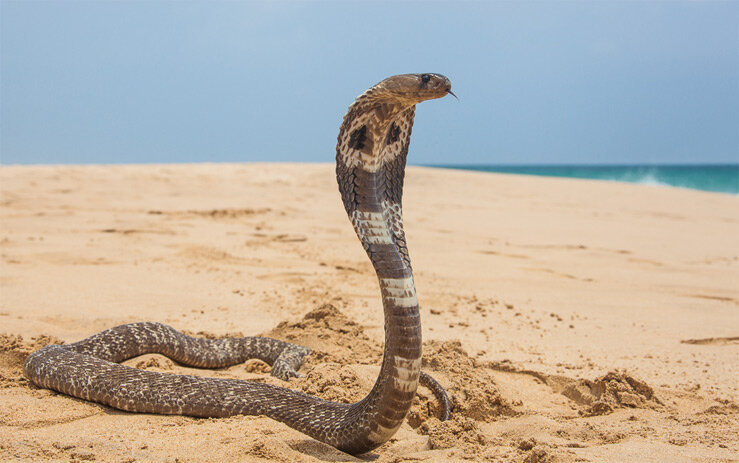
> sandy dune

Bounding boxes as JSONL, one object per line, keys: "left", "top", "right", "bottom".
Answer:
{"left": 1, "top": 163, "right": 737, "bottom": 462}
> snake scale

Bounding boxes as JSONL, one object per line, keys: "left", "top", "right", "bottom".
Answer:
{"left": 24, "top": 73, "right": 455, "bottom": 455}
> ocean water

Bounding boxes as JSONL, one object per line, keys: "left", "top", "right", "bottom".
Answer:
{"left": 428, "top": 164, "right": 739, "bottom": 195}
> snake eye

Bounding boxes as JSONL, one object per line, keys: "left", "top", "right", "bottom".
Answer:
{"left": 421, "top": 74, "right": 431, "bottom": 84}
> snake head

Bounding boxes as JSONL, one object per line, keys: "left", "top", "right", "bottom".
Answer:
{"left": 373, "top": 73, "right": 454, "bottom": 105}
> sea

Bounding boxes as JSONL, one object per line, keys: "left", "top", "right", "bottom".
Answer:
{"left": 428, "top": 164, "right": 739, "bottom": 195}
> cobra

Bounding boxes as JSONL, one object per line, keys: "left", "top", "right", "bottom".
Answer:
{"left": 24, "top": 73, "right": 454, "bottom": 455}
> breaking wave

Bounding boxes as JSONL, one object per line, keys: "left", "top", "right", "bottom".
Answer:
{"left": 430, "top": 164, "right": 739, "bottom": 195}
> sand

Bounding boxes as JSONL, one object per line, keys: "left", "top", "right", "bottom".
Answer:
{"left": 0, "top": 163, "right": 737, "bottom": 462}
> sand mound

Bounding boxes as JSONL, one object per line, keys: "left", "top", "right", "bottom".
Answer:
{"left": 416, "top": 340, "right": 514, "bottom": 425}
{"left": 489, "top": 359, "right": 661, "bottom": 417}
{"left": 293, "top": 363, "right": 366, "bottom": 404}
{"left": 265, "top": 304, "right": 382, "bottom": 368}
{"left": 551, "top": 370, "right": 662, "bottom": 416}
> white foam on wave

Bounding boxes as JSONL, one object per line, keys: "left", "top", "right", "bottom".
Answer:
{"left": 601, "top": 169, "right": 673, "bottom": 189}
{"left": 629, "top": 172, "right": 671, "bottom": 188}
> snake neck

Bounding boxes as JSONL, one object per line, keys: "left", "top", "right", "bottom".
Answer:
{"left": 335, "top": 98, "right": 421, "bottom": 453}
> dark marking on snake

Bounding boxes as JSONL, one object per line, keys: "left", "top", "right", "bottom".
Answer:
{"left": 24, "top": 73, "right": 455, "bottom": 455}
{"left": 386, "top": 122, "right": 400, "bottom": 145}
{"left": 348, "top": 125, "right": 367, "bottom": 150}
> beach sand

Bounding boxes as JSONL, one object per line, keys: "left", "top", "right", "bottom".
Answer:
{"left": 1, "top": 163, "right": 737, "bottom": 462}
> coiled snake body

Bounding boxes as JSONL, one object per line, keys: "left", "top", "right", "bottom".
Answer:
{"left": 24, "top": 73, "right": 454, "bottom": 455}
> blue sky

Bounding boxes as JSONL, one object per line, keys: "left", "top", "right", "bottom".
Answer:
{"left": 1, "top": 1, "right": 737, "bottom": 165}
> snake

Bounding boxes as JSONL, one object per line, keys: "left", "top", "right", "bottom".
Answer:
{"left": 24, "top": 73, "right": 455, "bottom": 455}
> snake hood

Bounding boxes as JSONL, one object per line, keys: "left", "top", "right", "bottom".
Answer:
{"left": 336, "top": 72, "right": 452, "bottom": 176}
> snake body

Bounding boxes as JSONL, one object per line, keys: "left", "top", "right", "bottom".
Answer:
{"left": 24, "top": 73, "right": 454, "bottom": 455}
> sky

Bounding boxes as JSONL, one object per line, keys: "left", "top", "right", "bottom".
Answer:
{"left": 1, "top": 1, "right": 737, "bottom": 166}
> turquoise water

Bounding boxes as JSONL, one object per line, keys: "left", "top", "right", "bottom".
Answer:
{"left": 428, "top": 164, "right": 739, "bottom": 195}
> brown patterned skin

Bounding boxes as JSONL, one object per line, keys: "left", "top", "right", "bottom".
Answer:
{"left": 23, "top": 73, "right": 453, "bottom": 455}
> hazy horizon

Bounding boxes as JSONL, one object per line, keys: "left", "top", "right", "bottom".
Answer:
{"left": 3, "top": 160, "right": 738, "bottom": 167}
{"left": 2, "top": 1, "right": 737, "bottom": 166}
